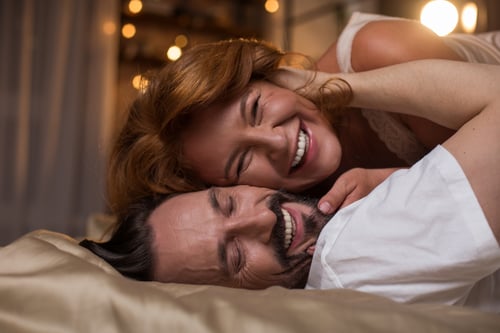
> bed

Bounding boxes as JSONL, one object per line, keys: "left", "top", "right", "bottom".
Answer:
{"left": 0, "top": 230, "right": 499, "bottom": 333}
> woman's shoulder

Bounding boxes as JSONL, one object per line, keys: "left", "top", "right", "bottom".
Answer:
{"left": 349, "top": 13, "right": 461, "bottom": 71}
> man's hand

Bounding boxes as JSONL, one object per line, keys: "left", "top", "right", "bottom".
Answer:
{"left": 318, "top": 168, "right": 402, "bottom": 214}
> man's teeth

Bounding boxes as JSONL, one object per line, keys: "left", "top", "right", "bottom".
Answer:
{"left": 291, "top": 130, "right": 309, "bottom": 168}
{"left": 281, "top": 208, "right": 296, "bottom": 250}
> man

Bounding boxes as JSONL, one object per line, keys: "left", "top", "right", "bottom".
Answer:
{"left": 81, "top": 59, "right": 500, "bottom": 312}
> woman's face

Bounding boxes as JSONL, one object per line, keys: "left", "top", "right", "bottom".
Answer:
{"left": 181, "top": 81, "right": 342, "bottom": 192}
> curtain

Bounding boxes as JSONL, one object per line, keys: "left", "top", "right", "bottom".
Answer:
{"left": 0, "top": 0, "right": 119, "bottom": 245}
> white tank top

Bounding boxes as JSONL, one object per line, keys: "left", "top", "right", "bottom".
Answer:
{"left": 336, "top": 12, "right": 500, "bottom": 164}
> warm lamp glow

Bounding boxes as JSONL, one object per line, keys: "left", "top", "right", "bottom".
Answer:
{"left": 420, "top": 0, "right": 458, "bottom": 36}
{"left": 461, "top": 2, "right": 478, "bottom": 33}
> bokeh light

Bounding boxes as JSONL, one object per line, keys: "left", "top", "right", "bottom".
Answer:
{"left": 102, "top": 21, "right": 116, "bottom": 36}
{"left": 461, "top": 2, "right": 478, "bottom": 33}
{"left": 128, "top": 0, "right": 143, "bottom": 14}
{"left": 420, "top": 0, "right": 458, "bottom": 36}
{"left": 264, "top": 0, "right": 279, "bottom": 13}
{"left": 166, "top": 45, "right": 182, "bottom": 61}
{"left": 121, "top": 23, "right": 136, "bottom": 39}
{"left": 132, "top": 74, "right": 149, "bottom": 92}
{"left": 175, "top": 34, "right": 188, "bottom": 48}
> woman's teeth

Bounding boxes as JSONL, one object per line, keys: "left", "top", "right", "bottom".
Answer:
{"left": 291, "top": 130, "right": 309, "bottom": 168}
{"left": 281, "top": 208, "right": 296, "bottom": 250}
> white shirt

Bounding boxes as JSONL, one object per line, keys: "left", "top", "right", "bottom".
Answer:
{"left": 306, "top": 146, "right": 500, "bottom": 313}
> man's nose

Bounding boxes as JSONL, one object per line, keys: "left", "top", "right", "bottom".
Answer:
{"left": 224, "top": 208, "right": 276, "bottom": 243}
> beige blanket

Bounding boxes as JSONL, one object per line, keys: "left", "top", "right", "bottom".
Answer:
{"left": 0, "top": 230, "right": 499, "bottom": 333}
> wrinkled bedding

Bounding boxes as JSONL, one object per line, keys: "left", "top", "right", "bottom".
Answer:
{"left": 0, "top": 230, "right": 499, "bottom": 333}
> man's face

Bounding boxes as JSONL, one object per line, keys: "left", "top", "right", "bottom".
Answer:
{"left": 149, "top": 185, "right": 331, "bottom": 289}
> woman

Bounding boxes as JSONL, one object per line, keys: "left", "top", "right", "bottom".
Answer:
{"left": 108, "top": 14, "right": 500, "bottom": 218}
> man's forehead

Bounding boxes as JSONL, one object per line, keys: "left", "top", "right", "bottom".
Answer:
{"left": 149, "top": 190, "right": 210, "bottom": 226}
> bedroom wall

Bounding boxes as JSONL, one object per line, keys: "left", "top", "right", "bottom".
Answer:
{"left": 263, "top": 0, "right": 379, "bottom": 60}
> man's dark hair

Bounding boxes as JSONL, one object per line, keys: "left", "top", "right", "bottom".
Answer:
{"left": 79, "top": 195, "right": 168, "bottom": 281}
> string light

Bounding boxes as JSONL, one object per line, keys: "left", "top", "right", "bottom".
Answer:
{"left": 128, "top": 0, "right": 143, "bottom": 14}
{"left": 264, "top": 0, "right": 279, "bottom": 13}
{"left": 121, "top": 23, "right": 136, "bottom": 39}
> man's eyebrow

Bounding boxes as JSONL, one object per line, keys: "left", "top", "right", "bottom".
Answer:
{"left": 218, "top": 241, "right": 229, "bottom": 277}
{"left": 208, "top": 187, "right": 221, "bottom": 213}
{"left": 223, "top": 89, "right": 252, "bottom": 180}
{"left": 209, "top": 188, "right": 230, "bottom": 277}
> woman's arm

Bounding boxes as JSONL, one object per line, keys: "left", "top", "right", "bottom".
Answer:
{"left": 345, "top": 60, "right": 500, "bottom": 129}
{"left": 273, "top": 60, "right": 500, "bottom": 130}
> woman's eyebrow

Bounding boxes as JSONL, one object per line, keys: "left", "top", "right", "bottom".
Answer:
{"left": 239, "top": 88, "right": 252, "bottom": 122}
{"left": 223, "top": 89, "right": 253, "bottom": 180}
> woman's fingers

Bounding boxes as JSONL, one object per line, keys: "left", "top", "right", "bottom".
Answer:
{"left": 318, "top": 168, "right": 402, "bottom": 214}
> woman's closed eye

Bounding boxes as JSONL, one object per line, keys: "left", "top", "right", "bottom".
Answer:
{"left": 250, "top": 93, "right": 261, "bottom": 126}
{"left": 236, "top": 149, "right": 253, "bottom": 179}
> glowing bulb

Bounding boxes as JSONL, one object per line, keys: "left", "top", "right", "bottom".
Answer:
{"left": 420, "top": 0, "right": 458, "bottom": 36}
{"left": 121, "top": 23, "right": 136, "bottom": 39}
{"left": 265, "top": 0, "right": 279, "bottom": 13}
{"left": 166, "top": 45, "right": 182, "bottom": 61}
{"left": 461, "top": 2, "right": 478, "bottom": 33}
{"left": 128, "top": 0, "right": 143, "bottom": 14}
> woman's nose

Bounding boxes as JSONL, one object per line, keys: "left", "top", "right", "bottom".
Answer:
{"left": 247, "top": 127, "right": 288, "bottom": 158}
{"left": 225, "top": 209, "right": 276, "bottom": 243}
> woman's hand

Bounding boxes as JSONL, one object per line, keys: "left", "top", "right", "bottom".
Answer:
{"left": 318, "top": 167, "right": 402, "bottom": 214}
{"left": 270, "top": 67, "right": 352, "bottom": 109}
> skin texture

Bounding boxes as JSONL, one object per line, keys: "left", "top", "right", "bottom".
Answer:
{"left": 182, "top": 81, "right": 341, "bottom": 192}
{"left": 149, "top": 185, "right": 331, "bottom": 289}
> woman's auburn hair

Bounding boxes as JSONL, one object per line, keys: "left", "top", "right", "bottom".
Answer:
{"left": 107, "top": 38, "right": 352, "bottom": 217}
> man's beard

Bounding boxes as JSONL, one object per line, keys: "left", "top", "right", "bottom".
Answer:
{"left": 266, "top": 190, "right": 333, "bottom": 288}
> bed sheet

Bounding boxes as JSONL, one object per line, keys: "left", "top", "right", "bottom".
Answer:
{"left": 0, "top": 230, "right": 499, "bottom": 333}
